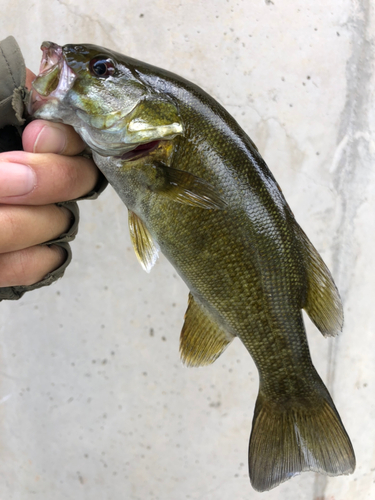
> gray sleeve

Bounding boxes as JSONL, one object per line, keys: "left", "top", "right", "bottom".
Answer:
{"left": 0, "top": 36, "right": 107, "bottom": 302}
{"left": 0, "top": 36, "right": 26, "bottom": 129}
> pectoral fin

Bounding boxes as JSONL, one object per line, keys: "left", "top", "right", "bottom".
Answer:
{"left": 149, "top": 163, "right": 227, "bottom": 210}
{"left": 180, "top": 293, "right": 234, "bottom": 366}
{"left": 296, "top": 226, "right": 343, "bottom": 337}
{"left": 128, "top": 211, "right": 159, "bottom": 272}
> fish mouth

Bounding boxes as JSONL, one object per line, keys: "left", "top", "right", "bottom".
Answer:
{"left": 28, "top": 41, "right": 76, "bottom": 114}
{"left": 120, "top": 140, "right": 161, "bottom": 161}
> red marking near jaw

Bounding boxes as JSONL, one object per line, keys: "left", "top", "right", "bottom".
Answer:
{"left": 121, "top": 140, "right": 160, "bottom": 161}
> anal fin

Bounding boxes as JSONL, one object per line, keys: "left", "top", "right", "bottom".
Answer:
{"left": 180, "top": 293, "right": 234, "bottom": 367}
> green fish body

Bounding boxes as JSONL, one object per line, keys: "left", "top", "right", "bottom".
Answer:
{"left": 30, "top": 42, "right": 355, "bottom": 491}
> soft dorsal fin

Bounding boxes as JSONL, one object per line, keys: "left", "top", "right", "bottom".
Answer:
{"left": 128, "top": 210, "right": 159, "bottom": 272}
{"left": 180, "top": 293, "right": 234, "bottom": 366}
{"left": 296, "top": 226, "right": 343, "bottom": 337}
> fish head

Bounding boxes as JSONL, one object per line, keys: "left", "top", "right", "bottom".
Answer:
{"left": 29, "top": 42, "right": 184, "bottom": 157}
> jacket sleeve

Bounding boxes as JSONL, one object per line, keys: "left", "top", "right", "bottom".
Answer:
{"left": 0, "top": 36, "right": 107, "bottom": 301}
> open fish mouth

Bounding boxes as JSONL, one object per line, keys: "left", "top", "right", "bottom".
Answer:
{"left": 120, "top": 140, "right": 161, "bottom": 161}
{"left": 28, "top": 42, "right": 76, "bottom": 114}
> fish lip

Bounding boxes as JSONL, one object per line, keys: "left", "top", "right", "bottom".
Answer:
{"left": 39, "top": 41, "right": 64, "bottom": 73}
{"left": 28, "top": 41, "right": 77, "bottom": 116}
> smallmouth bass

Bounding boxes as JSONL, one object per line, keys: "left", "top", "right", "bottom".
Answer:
{"left": 29, "top": 42, "right": 355, "bottom": 491}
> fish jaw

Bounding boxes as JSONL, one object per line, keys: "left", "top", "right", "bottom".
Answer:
{"left": 28, "top": 42, "right": 77, "bottom": 120}
{"left": 29, "top": 42, "right": 184, "bottom": 158}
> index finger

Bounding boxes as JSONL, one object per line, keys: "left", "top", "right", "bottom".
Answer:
{"left": 0, "top": 150, "right": 99, "bottom": 205}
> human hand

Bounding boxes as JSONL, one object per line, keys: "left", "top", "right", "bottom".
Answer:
{"left": 0, "top": 70, "right": 99, "bottom": 287}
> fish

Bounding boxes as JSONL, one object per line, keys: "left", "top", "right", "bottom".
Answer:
{"left": 29, "top": 41, "right": 355, "bottom": 491}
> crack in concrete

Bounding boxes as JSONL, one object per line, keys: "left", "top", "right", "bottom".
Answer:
{"left": 313, "top": 0, "right": 374, "bottom": 498}
{"left": 56, "top": 0, "right": 121, "bottom": 51}
{"left": 331, "top": 0, "right": 374, "bottom": 304}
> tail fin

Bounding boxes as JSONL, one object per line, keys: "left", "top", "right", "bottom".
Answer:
{"left": 249, "top": 389, "right": 355, "bottom": 492}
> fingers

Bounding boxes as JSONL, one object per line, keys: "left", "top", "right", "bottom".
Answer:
{"left": 0, "top": 118, "right": 99, "bottom": 204}
{"left": 0, "top": 245, "right": 66, "bottom": 287}
{"left": 0, "top": 76, "right": 100, "bottom": 289}
{"left": 0, "top": 150, "right": 98, "bottom": 205}
{"left": 22, "top": 120, "right": 87, "bottom": 155}
{"left": 0, "top": 204, "right": 72, "bottom": 253}
{"left": 0, "top": 203, "right": 73, "bottom": 287}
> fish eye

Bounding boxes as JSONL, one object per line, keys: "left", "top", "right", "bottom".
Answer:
{"left": 89, "top": 57, "right": 115, "bottom": 78}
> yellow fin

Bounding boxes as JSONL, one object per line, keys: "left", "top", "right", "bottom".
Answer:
{"left": 151, "top": 162, "right": 227, "bottom": 210}
{"left": 128, "top": 211, "right": 159, "bottom": 272}
{"left": 297, "top": 227, "right": 343, "bottom": 337}
{"left": 180, "top": 293, "right": 234, "bottom": 367}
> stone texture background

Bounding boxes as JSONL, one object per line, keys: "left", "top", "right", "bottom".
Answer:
{"left": 1, "top": 0, "right": 374, "bottom": 498}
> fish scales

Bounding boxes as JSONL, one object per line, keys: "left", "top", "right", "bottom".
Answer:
{"left": 29, "top": 42, "right": 355, "bottom": 492}
{"left": 139, "top": 86, "right": 310, "bottom": 388}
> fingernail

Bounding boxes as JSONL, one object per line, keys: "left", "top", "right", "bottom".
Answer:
{"left": 34, "top": 124, "right": 67, "bottom": 154}
{"left": 0, "top": 163, "right": 36, "bottom": 198}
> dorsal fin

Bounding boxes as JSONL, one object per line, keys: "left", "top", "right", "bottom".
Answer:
{"left": 128, "top": 210, "right": 159, "bottom": 272}
{"left": 180, "top": 293, "right": 234, "bottom": 366}
{"left": 296, "top": 226, "right": 343, "bottom": 337}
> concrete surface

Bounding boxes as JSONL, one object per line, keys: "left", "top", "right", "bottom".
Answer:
{"left": 1, "top": 0, "right": 375, "bottom": 499}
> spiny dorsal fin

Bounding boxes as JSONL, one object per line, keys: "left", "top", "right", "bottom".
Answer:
{"left": 296, "top": 226, "right": 343, "bottom": 337}
{"left": 128, "top": 211, "right": 159, "bottom": 273}
{"left": 150, "top": 162, "right": 227, "bottom": 210}
{"left": 180, "top": 293, "right": 234, "bottom": 367}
